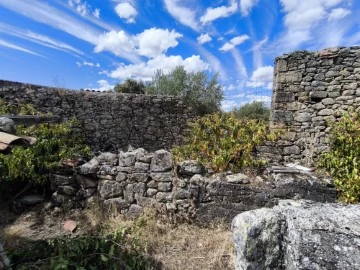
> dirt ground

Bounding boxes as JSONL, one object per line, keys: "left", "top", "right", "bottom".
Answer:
{"left": 0, "top": 203, "right": 235, "bottom": 270}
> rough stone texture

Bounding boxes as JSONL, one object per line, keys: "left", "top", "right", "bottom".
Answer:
{"left": 0, "top": 243, "right": 10, "bottom": 269}
{"left": 150, "top": 150, "right": 173, "bottom": 172}
{"left": 51, "top": 150, "right": 336, "bottom": 223}
{"left": 178, "top": 160, "right": 205, "bottom": 176}
{"left": 0, "top": 80, "right": 194, "bottom": 151}
{"left": 268, "top": 46, "right": 360, "bottom": 165}
{"left": 0, "top": 117, "right": 15, "bottom": 133}
{"left": 232, "top": 200, "right": 360, "bottom": 270}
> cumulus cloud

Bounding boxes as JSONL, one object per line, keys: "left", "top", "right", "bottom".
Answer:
{"left": 115, "top": 2, "right": 137, "bottom": 23}
{"left": 94, "top": 30, "right": 137, "bottom": 61}
{"left": 200, "top": 1, "right": 238, "bottom": 24}
{"left": 94, "top": 79, "right": 114, "bottom": 91}
{"left": 76, "top": 61, "right": 100, "bottom": 68}
{"left": 328, "top": 8, "right": 351, "bottom": 21}
{"left": 240, "top": 0, "right": 259, "bottom": 16}
{"left": 109, "top": 54, "right": 209, "bottom": 81}
{"left": 197, "top": 33, "right": 212, "bottom": 44}
{"left": 136, "top": 28, "right": 182, "bottom": 58}
{"left": 163, "top": 0, "right": 199, "bottom": 31}
{"left": 246, "top": 66, "right": 273, "bottom": 89}
{"left": 219, "top": 35, "right": 249, "bottom": 52}
{"left": 94, "top": 28, "right": 183, "bottom": 60}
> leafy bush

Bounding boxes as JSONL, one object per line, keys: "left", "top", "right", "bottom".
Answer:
{"left": 317, "top": 113, "right": 360, "bottom": 203}
{"left": 8, "top": 228, "right": 152, "bottom": 270}
{"left": 114, "top": 79, "right": 146, "bottom": 94}
{"left": 0, "top": 119, "right": 91, "bottom": 185}
{"left": 0, "top": 98, "right": 39, "bottom": 115}
{"left": 230, "top": 101, "right": 270, "bottom": 121}
{"left": 172, "top": 112, "right": 281, "bottom": 172}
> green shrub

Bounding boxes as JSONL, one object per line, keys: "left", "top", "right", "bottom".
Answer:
{"left": 172, "top": 112, "right": 281, "bottom": 172}
{"left": 8, "top": 228, "right": 152, "bottom": 270}
{"left": 317, "top": 113, "right": 360, "bottom": 203}
{"left": 230, "top": 101, "right": 270, "bottom": 121}
{"left": 0, "top": 119, "right": 91, "bottom": 185}
{"left": 0, "top": 98, "right": 39, "bottom": 115}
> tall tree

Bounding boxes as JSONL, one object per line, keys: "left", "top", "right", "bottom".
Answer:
{"left": 147, "top": 66, "right": 223, "bottom": 115}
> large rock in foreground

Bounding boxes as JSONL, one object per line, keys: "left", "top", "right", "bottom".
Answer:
{"left": 232, "top": 200, "right": 360, "bottom": 270}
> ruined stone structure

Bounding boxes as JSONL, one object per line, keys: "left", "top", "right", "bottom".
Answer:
{"left": 269, "top": 46, "right": 360, "bottom": 165}
{"left": 0, "top": 80, "right": 193, "bottom": 151}
{"left": 50, "top": 148, "right": 336, "bottom": 223}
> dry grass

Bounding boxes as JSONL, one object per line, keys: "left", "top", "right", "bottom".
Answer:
{"left": 103, "top": 210, "right": 235, "bottom": 270}
{"left": 1, "top": 204, "right": 235, "bottom": 270}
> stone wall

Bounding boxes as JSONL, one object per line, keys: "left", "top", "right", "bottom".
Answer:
{"left": 50, "top": 148, "right": 336, "bottom": 223}
{"left": 0, "top": 80, "right": 193, "bottom": 151}
{"left": 269, "top": 46, "right": 360, "bottom": 165}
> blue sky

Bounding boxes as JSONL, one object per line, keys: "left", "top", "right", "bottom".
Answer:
{"left": 0, "top": 0, "right": 359, "bottom": 110}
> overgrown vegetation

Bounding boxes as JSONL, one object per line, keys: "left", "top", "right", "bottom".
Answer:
{"left": 230, "top": 101, "right": 270, "bottom": 121}
{"left": 0, "top": 98, "right": 39, "bottom": 115}
{"left": 318, "top": 113, "right": 360, "bottom": 203}
{"left": 172, "top": 112, "right": 281, "bottom": 173}
{"left": 0, "top": 120, "right": 91, "bottom": 185}
{"left": 7, "top": 227, "right": 152, "bottom": 269}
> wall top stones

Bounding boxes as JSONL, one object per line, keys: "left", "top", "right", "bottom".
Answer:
{"left": 269, "top": 46, "right": 360, "bottom": 165}
{"left": 0, "top": 80, "right": 194, "bottom": 152}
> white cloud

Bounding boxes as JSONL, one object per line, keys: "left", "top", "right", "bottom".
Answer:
{"left": 136, "top": 28, "right": 182, "bottom": 58}
{"left": 163, "top": 0, "right": 199, "bottom": 31}
{"left": 0, "top": 39, "right": 44, "bottom": 57}
{"left": 109, "top": 54, "right": 209, "bottom": 81}
{"left": 94, "top": 30, "right": 139, "bottom": 62}
{"left": 0, "top": 0, "right": 100, "bottom": 44}
{"left": 93, "top": 8, "right": 100, "bottom": 18}
{"left": 95, "top": 28, "right": 182, "bottom": 60}
{"left": 230, "top": 50, "right": 248, "bottom": 78}
{"left": 240, "top": 0, "right": 259, "bottom": 16}
{"left": 115, "top": 2, "right": 137, "bottom": 23}
{"left": 0, "top": 23, "right": 83, "bottom": 56}
{"left": 76, "top": 61, "right": 100, "bottom": 68}
{"left": 328, "top": 8, "right": 351, "bottom": 21}
{"left": 25, "top": 31, "right": 83, "bottom": 55}
{"left": 94, "top": 79, "right": 114, "bottom": 91}
{"left": 278, "top": 0, "right": 350, "bottom": 50}
{"left": 246, "top": 66, "right": 273, "bottom": 89}
{"left": 200, "top": 1, "right": 238, "bottom": 24}
{"left": 197, "top": 33, "right": 212, "bottom": 44}
{"left": 221, "top": 99, "right": 238, "bottom": 111}
{"left": 219, "top": 35, "right": 249, "bottom": 52}
{"left": 68, "top": 0, "right": 89, "bottom": 16}
{"left": 246, "top": 95, "right": 272, "bottom": 104}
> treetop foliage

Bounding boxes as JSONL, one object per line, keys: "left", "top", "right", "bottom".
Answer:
{"left": 230, "top": 101, "right": 270, "bottom": 121}
{"left": 113, "top": 66, "right": 224, "bottom": 116}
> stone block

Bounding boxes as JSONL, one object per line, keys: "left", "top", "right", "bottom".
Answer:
{"left": 98, "top": 180, "right": 124, "bottom": 199}
{"left": 150, "top": 149, "right": 173, "bottom": 172}
{"left": 283, "top": 145, "right": 300, "bottom": 155}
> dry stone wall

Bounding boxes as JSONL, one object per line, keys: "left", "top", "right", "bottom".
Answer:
{"left": 269, "top": 46, "right": 360, "bottom": 165}
{"left": 0, "top": 80, "right": 193, "bottom": 151}
{"left": 50, "top": 148, "right": 336, "bottom": 223}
